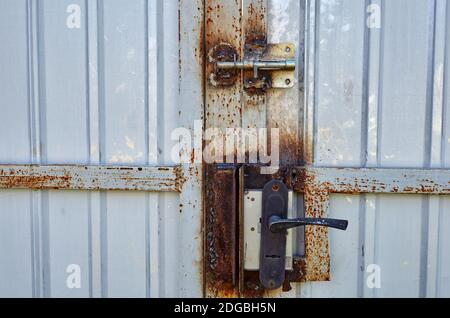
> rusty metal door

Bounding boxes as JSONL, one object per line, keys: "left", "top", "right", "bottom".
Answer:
{"left": 204, "top": 0, "right": 306, "bottom": 297}
{"left": 204, "top": 0, "right": 450, "bottom": 298}
{"left": 1, "top": 0, "right": 450, "bottom": 299}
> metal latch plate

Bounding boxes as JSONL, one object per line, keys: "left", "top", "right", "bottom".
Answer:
{"left": 265, "top": 43, "right": 295, "bottom": 89}
{"left": 208, "top": 42, "right": 296, "bottom": 91}
{"left": 243, "top": 191, "right": 293, "bottom": 271}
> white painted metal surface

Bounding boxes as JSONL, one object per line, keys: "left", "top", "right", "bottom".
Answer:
{"left": 1, "top": 0, "right": 449, "bottom": 299}
{"left": 299, "top": 0, "right": 450, "bottom": 298}
{"left": 0, "top": 0, "right": 202, "bottom": 298}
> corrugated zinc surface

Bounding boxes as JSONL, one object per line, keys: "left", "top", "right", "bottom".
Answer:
{"left": 301, "top": 0, "right": 450, "bottom": 297}
{"left": 0, "top": 0, "right": 202, "bottom": 297}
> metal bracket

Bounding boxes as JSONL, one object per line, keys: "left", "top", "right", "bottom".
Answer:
{"left": 208, "top": 42, "right": 296, "bottom": 91}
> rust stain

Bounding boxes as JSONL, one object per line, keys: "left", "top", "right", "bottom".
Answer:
{"left": 242, "top": 0, "right": 267, "bottom": 97}
{"left": 243, "top": 33, "right": 271, "bottom": 96}
{"left": 173, "top": 165, "right": 187, "bottom": 193}
{"left": 302, "top": 170, "right": 331, "bottom": 281}
{"left": 289, "top": 257, "right": 307, "bottom": 283}
{"left": 205, "top": 165, "right": 239, "bottom": 297}
{"left": 0, "top": 166, "right": 185, "bottom": 192}
{"left": 208, "top": 43, "right": 239, "bottom": 87}
{"left": 205, "top": 0, "right": 243, "bottom": 298}
{"left": 0, "top": 174, "right": 71, "bottom": 190}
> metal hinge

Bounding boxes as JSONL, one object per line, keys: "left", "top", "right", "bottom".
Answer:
{"left": 208, "top": 41, "right": 296, "bottom": 92}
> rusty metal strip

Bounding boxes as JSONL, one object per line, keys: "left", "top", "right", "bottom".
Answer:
{"left": 298, "top": 167, "right": 450, "bottom": 195}
{"left": 205, "top": 0, "right": 243, "bottom": 298}
{"left": 239, "top": 1, "right": 268, "bottom": 297}
{"left": 0, "top": 165, "right": 184, "bottom": 192}
{"left": 205, "top": 164, "right": 239, "bottom": 297}
{"left": 305, "top": 167, "right": 450, "bottom": 195}
{"left": 205, "top": 0, "right": 242, "bottom": 132}
{"left": 302, "top": 179, "right": 331, "bottom": 281}
{"left": 299, "top": 166, "right": 450, "bottom": 282}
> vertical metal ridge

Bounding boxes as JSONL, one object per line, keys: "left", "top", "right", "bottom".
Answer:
{"left": 372, "top": 195, "right": 381, "bottom": 298}
{"left": 144, "top": 0, "right": 150, "bottom": 168}
{"left": 86, "top": 0, "right": 101, "bottom": 298}
{"left": 36, "top": 1, "right": 47, "bottom": 165}
{"left": 41, "top": 191, "right": 51, "bottom": 297}
{"left": 178, "top": 0, "right": 204, "bottom": 297}
{"left": 424, "top": 0, "right": 438, "bottom": 168}
{"left": 375, "top": 0, "right": 385, "bottom": 165}
{"left": 420, "top": 196, "right": 431, "bottom": 298}
{"left": 156, "top": 0, "right": 165, "bottom": 165}
{"left": 96, "top": 0, "right": 108, "bottom": 298}
{"left": 304, "top": 0, "right": 316, "bottom": 165}
{"left": 97, "top": 0, "right": 106, "bottom": 165}
{"left": 156, "top": 0, "right": 166, "bottom": 296}
{"left": 84, "top": 0, "right": 93, "bottom": 298}
{"left": 144, "top": 193, "right": 151, "bottom": 298}
{"left": 420, "top": 0, "right": 438, "bottom": 298}
{"left": 25, "top": 0, "right": 34, "bottom": 165}
{"left": 28, "top": 0, "right": 41, "bottom": 164}
{"left": 358, "top": 0, "right": 371, "bottom": 297}
{"left": 87, "top": 190, "right": 93, "bottom": 298}
{"left": 311, "top": 0, "right": 320, "bottom": 165}
{"left": 361, "top": 0, "right": 371, "bottom": 167}
{"left": 147, "top": 0, "right": 161, "bottom": 298}
{"left": 424, "top": 0, "right": 448, "bottom": 297}
{"left": 357, "top": 195, "right": 366, "bottom": 298}
{"left": 298, "top": 0, "right": 306, "bottom": 166}
{"left": 144, "top": 0, "right": 151, "bottom": 298}
{"left": 85, "top": 0, "right": 92, "bottom": 165}
{"left": 435, "top": 198, "right": 444, "bottom": 297}
{"left": 26, "top": 0, "right": 46, "bottom": 298}
{"left": 99, "top": 191, "right": 108, "bottom": 297}
{"left": 147, "top": 0, "right": 158, "bottom": 164}
{"left": 37, "top": 0, "right": 50, "bottom": 295}
{"left": 441, "top": 0, "right": 450, "bottom": 167}
{"left": 31, "top": 193, "right": 43, "bottom": 298}
{"left": 25, "top": 0, "right": 37, "bottom": 298}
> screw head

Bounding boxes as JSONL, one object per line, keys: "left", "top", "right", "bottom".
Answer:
{"left": 285, "top": 46, "right": 291, "bottom": 53}
{"left": 285, "top": 78, "right": 291, "bottom": 85}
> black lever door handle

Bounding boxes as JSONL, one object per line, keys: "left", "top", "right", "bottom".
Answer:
{"left": 260, "top": 180, "right": 350, "bottom": 290}
{"left": 269, "top": 215, "right": 348, "bottom": 233}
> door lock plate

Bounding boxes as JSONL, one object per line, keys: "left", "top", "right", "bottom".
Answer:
{"left": 208, "top": 42, "right": 296, "bottom": 91}
{"left": 243, "top": 191, "right": 293, "bottom": 272}
{"left": 259, "top": 180, "right": 290, "bottom": 289}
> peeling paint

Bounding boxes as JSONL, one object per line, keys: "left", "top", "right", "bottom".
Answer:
{"left": 0, "top": 165, "right": 185, "bottom": 192}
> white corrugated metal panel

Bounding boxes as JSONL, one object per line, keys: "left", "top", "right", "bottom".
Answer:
{"left": 300, "top": 0, "right": 450, "bottom": 298}
{"left": 0, "top": 0, "right": 202, "bottom": 298}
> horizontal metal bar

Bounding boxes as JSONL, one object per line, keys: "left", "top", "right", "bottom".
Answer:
{"left": 216, "top": 59, "right": 296, "bottom": 71}
{"left": 303, "top": 167, "right": 450, "bottom": 195}
{"left": 0, "top": 165, "right": 185, "bottom": 192}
